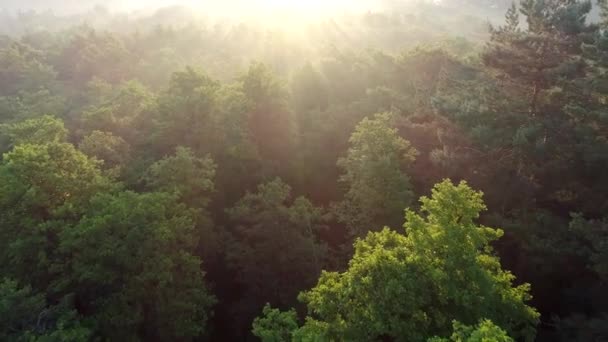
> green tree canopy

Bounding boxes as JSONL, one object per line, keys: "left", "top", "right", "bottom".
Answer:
{"left": 59, "top": 191, "right": 215, "bottom": 341}
{"left": 0, "top": 41, "right": 56, "bottom": 96}
{"left": 1, "top": 115, "right": 67, "bottom": 147}
{"left": 144, "top": 146, "right": 216, "bottom": 209}
{"left": 78, "top": 130, "right": 131, "bottom": 175}
{"left": 428, "top": 319, "right": 514, "bottom": 342}
{"left": 228, "top": 179, "right": 327, "bottom": 333}
{"left": 0, "top": 279, "right": 91, "bottom": 342}
{"left": 252, "top": 304, "right": 300, "bottom": 342}
{"left": 335, "top": 112, "right": 417, "bottom": 236}
{"left": 0, "top": 142, "right": 112, "bottom": 284}
{"left": 256, "top": 180, "right": 539, "bottom": 341}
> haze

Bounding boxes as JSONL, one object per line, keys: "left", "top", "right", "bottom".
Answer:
{"left": 3, "top": 1, "right": 605, "bottom": 342}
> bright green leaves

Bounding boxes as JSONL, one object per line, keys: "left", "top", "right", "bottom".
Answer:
{"left": 405, "top": 180, "right": 497, "bottom": 260}
{"left": 252, "top": 304, "right": 300, "bottom": 342}
{"left": 428, "top": 320, "right": 514, "bottom": 342}
{"left": 401, "top": 181, "right": 538, "bottom": 341}
{"left": 0, "top": 141, "right": 113, "bottom": 300}
{"left": 0, "top": 142, "right": 109, "bottom": 216}
{"left": 335, "top": 112, "right": 417, "bottom": 236}
{"left": 256, "top": 180, "right": 539, "bottom": 341}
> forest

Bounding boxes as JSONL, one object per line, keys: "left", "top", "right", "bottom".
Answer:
{"left": 0, "top": 0, "right": 607, "bottom": 341}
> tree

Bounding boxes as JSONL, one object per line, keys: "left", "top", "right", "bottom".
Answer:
{"left": 241, "top": 63, "right": 295, "bottom": 170}
{"left": 334, "top": 112, "right": 417, "bottom": 236}
{"left": 0, "top": 142, "right": 112, "bottom": 285}
{"left": 154, "top": 67, "right": 222, "bottom": 156}
{"left": 144, "top": 146, "right": 218, "bottom": 260}
{"left": 252, "top": 304, "right": 299, "bottom": 342}
{"left": 428, "top": 320, "right": 514, "bottom": 342}
{"left": 483, "top": 0, "right": 594, "bottom": 117}
{"left": 0, "top": 279, "right": 91, "bottom": 342}
{"left": 78, "top": 130, "right": 131, "bottom": 176}
{"left": 0, "top": 89, "right": 66, "bottom": 123}
{"left": 211, "top": 83, "right": 264, "bottom": 205}
{"left": 59, "top": 191, "right": 215, "bottom": 341}
{"left": 258, "top": 180, "right": 539, "bottom": 341}
{"left": 79, "top": 80, "right": 155, "bottom": 146}
{"left": 473, "top": 0, "right": 608, "bottom": 215}
{"left": 1, "top": 115, "right": 67, "bottom": 147}
{"left": 227, "top": 179, "right": 327, "bottom": 336}
{"left": 54, "top": 29, "right": 133, "bottom": 85}
{"left": 144, "top": 146, "right": 216, "bottom": 210}
{"left": 0, "top": 41, "right": 56, "bottom": 96}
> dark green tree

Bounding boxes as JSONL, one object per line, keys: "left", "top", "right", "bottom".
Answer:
{"left": 0, "top": 279, "right": 91, "bottom": 342}
{"left": 144, "top": 146, "right": 219, "bottom": 260}
{"left": 227, "top": 179, "right": 327, "bottom": 336}
{"left": 59, "top": 191, "right": 215, "bottom": 341}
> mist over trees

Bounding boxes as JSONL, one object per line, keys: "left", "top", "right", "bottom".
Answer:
{"left": 0, "top": 0, "right": 607, "bottom": 341}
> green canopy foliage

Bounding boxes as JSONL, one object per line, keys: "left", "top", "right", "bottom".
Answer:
{"left": 1, "top": 115, "right": 67, "bottom": 146}
{"left": 255, "top": 180, "right": 539, "bottom": 341}
{"left": 59, "top": 191, "right": 215, "bottom": 340}
{"left": 335, "top": 112, "right": 417, "bottom": 236}
{"left": 2, "top": 1, "right": 608, "bottom": 340}
{"left": 428, "top": 320, "right": 514, "bottom": 342}
{"left": 227, "top": 179, "right": 327, "bottom": 334}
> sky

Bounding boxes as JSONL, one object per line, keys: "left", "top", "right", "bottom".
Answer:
{"left": 1, "top": 0, "right": 386, "bottom": 14}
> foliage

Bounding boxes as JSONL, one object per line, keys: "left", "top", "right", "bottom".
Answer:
{"left": 59, "top": 191, "right": 215, "bottom": 340}
{"left": 252, "top": 304, "right": 299, "bottom": 342}
{"left": 2, "top": 1, "right": 608, "bottom": 340}
{"left": 0, "top": 279, "right": 91, "bottom": 342}
{"left": 0, "top": 142, "right": 112, "bottom": 284}
{"left": 0, "top": 42, "right": 56, "bottom": 96}
{"left": 227, "top": 179, "right": 327, "bottom": 335}
{"left": 79, "top": 80, "right": 156, "bottom": 145}
{"left": 240, "top": 63, "right": 295, "bottom": 168}
{"left": 144, "top": 146, "right": 216, "bottom": 209}
{"left": 428, "top": 319, "right": 513, "bottom": 342}
{"left": 264, "top": 180, "right": 538, "bottom": 341}
{"left": 1, "top": 115, "right": 67, "bottom": 146}
{"left": 335, "top": 112, "right": 417, "bottom": 236}
{"left": 78, "top": 130, "right": 131, "bottom": 175}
